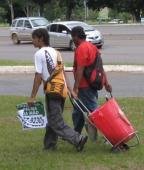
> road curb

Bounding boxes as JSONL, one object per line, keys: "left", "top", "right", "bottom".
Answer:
{"left": 0, "top": 65, "right": 144, "bottom": 74}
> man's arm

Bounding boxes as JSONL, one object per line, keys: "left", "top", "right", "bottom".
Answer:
{"left": 28, "top": 73, "right": 42, "bottom": 105}
{"left": 100, "top": 54, "right": 112, "bottom": 93}
{"left": 64, "top": 71, "right": 73, "bottom": 92}
{"left": 103, "top": 71, "right": 112, "bottom": 93}
{"left": 64, "top": 67, "right": 84, "bottom": 98}
{"left": 72, "top": 66, "right": 84, "bottom": 98}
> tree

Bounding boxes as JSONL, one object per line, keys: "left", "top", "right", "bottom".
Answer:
{"left": 114, "top": 0, "right": 144, "bottom": 23}
{"left": 18, "top": 0, "right": 36, "bottom": 17}
{"left": 32, "top": 0, "right": 51, "bottom": 16}
{"left": 87, "top": 0, "right": 144, "bottom": 23}
{"left": 108, "top": 9, "right": 131, "bottom": 23}
{"left": 6, "top": 0, "right": 15, "bottom": 21}
{"left": 59, "top": 0, "right": 83, "bottom": 20}
{"left": 44, "top": 0, "right": 65, "bottom": 21}
{"left": 87, "top": 0, "right": 114, "bottom": 11}
{"left": 0, "top": 0, "right": 26, "bottom": 23}
{"left": 0, "top": 6, "right": 7, "bottom": 22}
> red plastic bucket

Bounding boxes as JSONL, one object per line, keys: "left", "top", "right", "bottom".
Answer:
{"left": 89, "top": 98, "right": 136, "bottom": 146}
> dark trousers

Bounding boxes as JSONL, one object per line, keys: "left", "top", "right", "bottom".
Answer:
{"left": 72, "top": 88, "right": 98, "bottom": 134}
{"left": 44, "top": 94, "right": 81, "bottom": 148}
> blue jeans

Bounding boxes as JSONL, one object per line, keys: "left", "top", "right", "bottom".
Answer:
{"left": 72, "top": 88, "right": 98, "bottom": 134}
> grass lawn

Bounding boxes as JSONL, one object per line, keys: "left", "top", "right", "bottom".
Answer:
{"left": 0, "top": 60, "right": 33, "bottom": 66}
{"left": 0, "top": 23, "right": 9, "bottom": 27}
{"left": 0, "top": 96, "right": 144, "bottom": 170}
{"left": 0, "top": 60, "right": 144, "bottom": 67}
{"left": 0, "top": 60, "right": 72, "bottom": 67}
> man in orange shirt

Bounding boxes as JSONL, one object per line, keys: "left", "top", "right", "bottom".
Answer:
{"left": 69, "top": 26, "right": 112, "bottom": 134}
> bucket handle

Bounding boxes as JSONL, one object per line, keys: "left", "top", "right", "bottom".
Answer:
{"left": 69, "top": 94, "right": 90, "bottom": 119}
{"left": 110, "top": 92, "right": 113, "bottom": 98}
{"left": 105, "top": 92, "right": 113, "bottom": 101}
{"left": 69, "top": 93, "right": 96, "bottom": 127}
{"left": 114, "top": 131, "right": 140, "bottom": 148}
{"left": 129, "top": 133, "right": 140, "bottom": 148}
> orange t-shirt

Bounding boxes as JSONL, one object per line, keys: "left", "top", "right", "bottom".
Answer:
{"left": 73, "top": 41, "right": 99, "bottom": 88}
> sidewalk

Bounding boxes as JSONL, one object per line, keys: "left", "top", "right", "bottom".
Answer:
{"left": 0, "top": 65, "right": 144, "bottom": 74}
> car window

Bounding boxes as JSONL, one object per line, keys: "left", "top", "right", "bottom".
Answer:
{"left": 31, "top": 18, "right": 48, "bottom": 27}
{"left": 50, "top": 24, "right": 57, "bottom": 32}
{"left": 16, "top": 20, "right": 24, "bottom": 27}
{"left": 24, "top": 20, "right": 32, "bottom": 28}
{"left": 12, "top": 20, "right": 17, "bottom": 27}
{"left": 67, "top": 22, "right": 95, "bottom": 32}
{"left": 58, "top": 25, "right": 70, "bottom": 33}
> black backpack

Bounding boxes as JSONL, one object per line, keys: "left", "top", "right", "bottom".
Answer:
{"left": 84, "top": 54, "right": 104, "bottom": 91}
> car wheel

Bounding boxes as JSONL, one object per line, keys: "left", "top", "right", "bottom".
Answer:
{"left": 69, "top": 41, "right": 75, "bottom": 51}
{"left": 12, "top": 34, "right": 20, "bottom": 44}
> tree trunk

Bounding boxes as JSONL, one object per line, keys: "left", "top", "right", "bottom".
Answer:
{"left": 133, "top": 9, "right": 141, "bottom": 23}
{"left": 7, "top": 0, "right": 14, "bottom": 22}
{"left": 66, "top": 6, "right": 72, "bottom": 20}
{"left": 39, "top": 3, "right": 44, "bottom": 16}
{"left": 24, "top": 4, "right": 30, "bottom": 17}
{"left": 26, "top": 4, "right": 30, "bottom": 17}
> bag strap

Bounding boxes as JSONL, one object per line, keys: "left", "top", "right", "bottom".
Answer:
{"left": 84, "top": 52, "right": 101, "bottom": 71}
{"left": 44, "top": 50, "right": 64, "bottom": 87}
{"left": 56, "top": 50, "right": 63, "bottom": 64}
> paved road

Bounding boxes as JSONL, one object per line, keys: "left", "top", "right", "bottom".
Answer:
{"left": 0, "top": 25, "right": 144, "bottom": 97}
{"left": 1, "top": 34, "right": 144, "bottom": 64}
{"left": 1, "top": 25, "right": 144, "bottom": 36}
{"left": 0, "top": 27, "right": 10, "bottom": 37}
{"left": 0, "top": 72, "right": 143, "bottom": 97}
{"left": 1, "top": 24, "right": 144, "bottom": 64}
{"left": 94, "top": 24, "right": 144, "bottom": 35}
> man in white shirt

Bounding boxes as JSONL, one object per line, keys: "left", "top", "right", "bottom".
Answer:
{"left": 28, "top": 28, "right": 87, "bottom": 152}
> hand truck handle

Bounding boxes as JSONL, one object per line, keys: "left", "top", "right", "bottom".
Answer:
{"left": 68, "top": 93, "right": 91, "bottom": 120}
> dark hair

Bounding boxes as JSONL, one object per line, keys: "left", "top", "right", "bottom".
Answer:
{"left": 71, "top": 26, "right": 86, "bottom": 40}
{"left": 32, "top": 28, "right": 49, "bottom": 46}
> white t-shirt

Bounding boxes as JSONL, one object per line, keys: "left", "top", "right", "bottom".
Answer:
{"left": 34, "top": 47, "right": 57, "bottom": 81}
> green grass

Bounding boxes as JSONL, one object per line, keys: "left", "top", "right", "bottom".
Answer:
{"left": 0, "top": 60, "right": 72, "bottom": 67}
{"left": 64, "top": 62, "right": 73, "bottom": 67}
{"left": 0, "top": 60, "right": 143, "bottom": 67}
{"left": 0, "top": 23, "right": 10, "bottom": 27}
{"left": 103, "top": 63, "right": 144, "bottom": 66}
{"left": 65, "top": 62, "right": 144, "bottom": 67}
{"left": 0, "top": 96, "right": 144, "bottom": 170}
{"left": 0, "top": 60, "right": 33, "bottom": 66}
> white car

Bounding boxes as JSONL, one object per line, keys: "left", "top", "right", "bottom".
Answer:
{"left": 10, "top": 17, "right": 49, "bottom": 44}
{"left": 141, "top": 17, "right": 144, "bottom": 23}
{"left": 47, "top": 21, "right": 104, "bottom": 50}
{"left": 109, "top": 19, "right": 124, "bottom": 24}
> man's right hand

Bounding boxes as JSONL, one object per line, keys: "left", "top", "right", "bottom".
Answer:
{"left": 105, "top": 83, "right": 112, "bottom": 93}
{"left": 71, "top": 88, "right": 79, "bottom": 99}
{"left": 27, "top": 97, "right": 35, "bottom": 107}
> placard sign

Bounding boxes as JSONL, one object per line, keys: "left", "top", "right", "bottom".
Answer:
{"left": 17, "top": 102, "right": 47, "bottom": 130}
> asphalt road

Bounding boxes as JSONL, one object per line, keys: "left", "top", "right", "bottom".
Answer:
{"left": 0, "top": 72, "right": 143, "bottom": 97}
{"left": 0, "top": 25, "right": 144, "bottom": 64}
{"left": 95, "top": 24, "right": 144, "bottom": 35}
{"left": 0, "top": 25, "right": 144, "bottom": 97}
{"left": 1, "top": 24, "right": 144, "bottom": 36}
